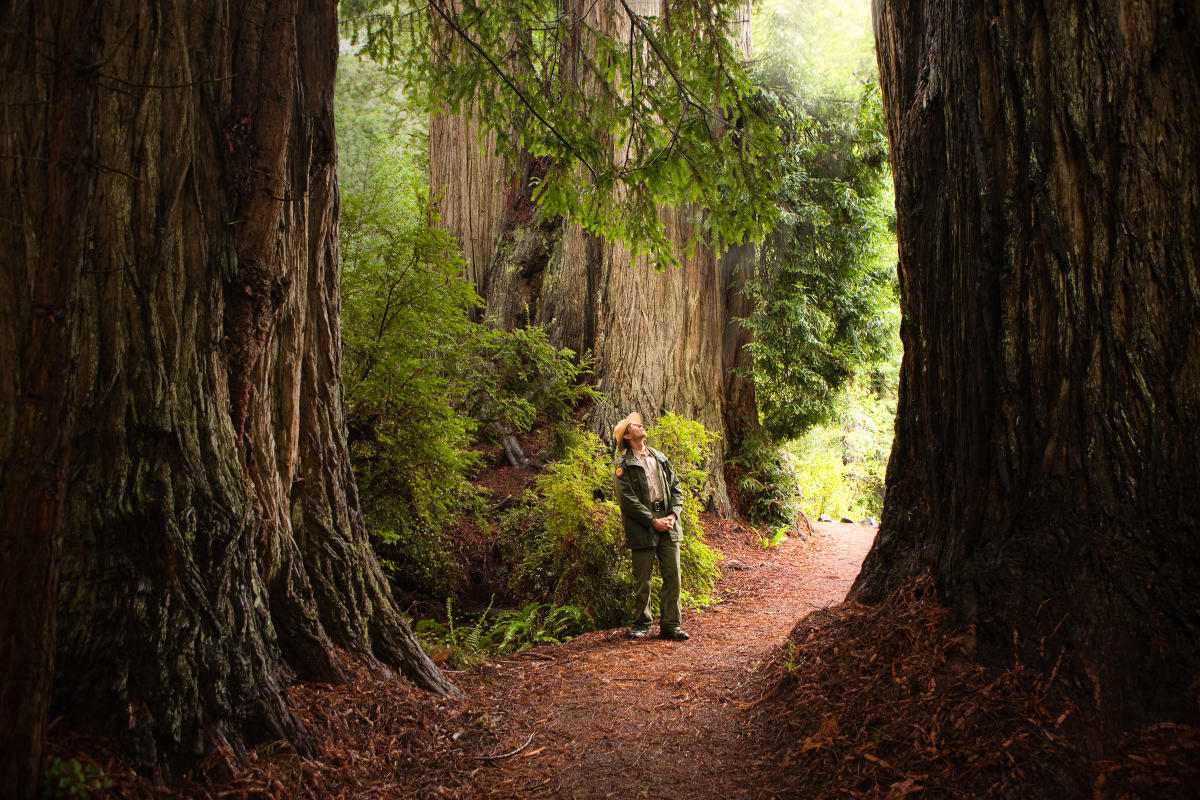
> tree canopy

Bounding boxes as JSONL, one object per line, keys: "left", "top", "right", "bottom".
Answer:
{"left": 343, "top": 0, "right": 785, "bottom": 266}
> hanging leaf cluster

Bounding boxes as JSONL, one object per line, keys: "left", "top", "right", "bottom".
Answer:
{"left": 342, "top": 0, "right": 785, "bottom": 267}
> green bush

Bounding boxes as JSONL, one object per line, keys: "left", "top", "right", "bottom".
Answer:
{"left": 415, "top": 598, "right": 591, "bottom": 669}
{"left": 339, "top": 163, "right": 487, "bottom": 596}
{"left": 467, "top": 327, "right": 602, "bottom": 433}
{"left": 788, "top": 377, "right": 895, "bottom": 520}
{"left": 505, "top": 430, "right": 632, "bottom": 628}
{"left": 414, "top": 597, "right": 494, "bottom": 669}
{"left": 728, "top": 429, "right": 803, "bottom": 529}
{"left": 336, "top": 62, "right": 601, "bottom": 599}
{"left": 744, "top": 3, "right": 898, "bottom": 442}
{"left": 645, "top": 413, "right": 723, "bottom": 608}
{"left": 789, "top": 427, "right": 858, "bottom": 519}
{"left": 41, "top": 758, "right": 111, "bottom": 799}
{"left": 486, "top": 602, "right": 590, "bottom": 655}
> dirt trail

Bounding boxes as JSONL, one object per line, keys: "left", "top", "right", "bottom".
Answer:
{"left": 453, "top": 520, "right": 877, "bottom": 799}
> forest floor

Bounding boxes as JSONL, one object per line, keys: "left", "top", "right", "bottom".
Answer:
{"left": 443, "top": 518, "right": 876, "bottom": 800}
{"left": 52, "top": 515, "right": 1199, "bottom": 798}
{"left": 56, "top": 518, "right": 879, "bottom": 799}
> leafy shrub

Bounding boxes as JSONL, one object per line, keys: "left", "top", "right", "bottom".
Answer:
{"left": 761, "top": 527, "right": 790, "bottom": 549}
{"left": 728, "top": 429, "right": 803, "bottom": 529}
{"left": 415, "top": 597, "right": 495, "bottom": 670}
{"left": 788, "top": 377, "right": 895, "bottom": 520}
{"left": 467, "top": 326, "right": 602, "bottom": 433}
{"left": 367, "top": 498, "right": 467, "bottom": 598}
{"left": 41, "top": 758, "right": 111, "bottom": 799}
{"left": 415, "top": 598, "right": 590, "bottom": 669}
{"left": 742, "top": 66, "right": 897, "bottom": 441}
{"left": 337, "top": 67, "right": 600, "bottom": 598}
{"left": 789, "top": 427, "right": 858, "bottom": 520}
{"left": 505, "top": 430, "right": 631, "bottom": 628}
{"left": 341, "top": 186, "right": 599, "bottom": 598}
{"left": 486, "top": 602, "right": 590, "bottom": 655}
{"left": 645, "top": 413, "right": 723, "bottom": 608}
{"left": 339, "top": 161, "right": 487, "bottom": 596}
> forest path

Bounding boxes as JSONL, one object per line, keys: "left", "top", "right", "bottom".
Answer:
{"left": 451, "top": 519, "right": 877, "bottom": 799}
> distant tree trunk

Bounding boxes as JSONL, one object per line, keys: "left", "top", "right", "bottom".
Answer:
{"left": 429, "top": 0, "right": 758, "bottom": 514}
{"left": 854, "top": 0, "right": 1200, "bottom": 744}
{"left": 1, "top": 0, "right": 456, "bottom": 785}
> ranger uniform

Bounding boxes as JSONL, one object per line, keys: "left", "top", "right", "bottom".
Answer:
{"left": 613, "top": 412, "right": 690, "bottom": 641}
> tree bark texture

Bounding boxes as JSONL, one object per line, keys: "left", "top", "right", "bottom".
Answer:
{"left": 429, "top": 0, "right": 758, "bottom": 514}
{"left": 854, "top": 0, "right": 1200, "bottom": 743}
{"left": 1, "top": 0, "right": 456, "bottom": 781}
{"left": 0, "top": 4, "right": 101, "bottom": 796}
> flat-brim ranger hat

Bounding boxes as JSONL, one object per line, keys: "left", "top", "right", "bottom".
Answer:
{"left": 613, "top": 412, "right": 644, "bottom": 447}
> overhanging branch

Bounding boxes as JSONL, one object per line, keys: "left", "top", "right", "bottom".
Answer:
{"left": 426, "top": 0, "right": 600, "bottom": 180}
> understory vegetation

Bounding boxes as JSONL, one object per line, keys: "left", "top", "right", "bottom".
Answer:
{"left": 730, "top": 0, "right": 900, "bottom": 528}
{"left": 336, "top": 56, "right": 727, "bottom": 661}
{"left": 334, "top": 0, "right": 899, "bottom": 665}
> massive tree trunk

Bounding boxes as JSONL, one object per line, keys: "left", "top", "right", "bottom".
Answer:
{"left": 1, "top": 0, "right": 455, "bottom": 786}
{"left": 0, "top": 5, "right": 101, "bottom": 795}
{"left": 854, "top": 0, "right": 1200, "bottom": 744}
{"left": 429, "top": 0, "right": 758, "bottom": 514}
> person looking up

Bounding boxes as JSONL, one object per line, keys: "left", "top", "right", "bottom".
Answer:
{"left": 613, "top": 412, "right": 689, "bottom": 641}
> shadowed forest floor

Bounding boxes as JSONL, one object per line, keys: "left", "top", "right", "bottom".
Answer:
{"left": 50, "top": 520, "right": 878, "bottom": 799}
{"left": 49, "top": 517, "right": 1200, "bottom": 797}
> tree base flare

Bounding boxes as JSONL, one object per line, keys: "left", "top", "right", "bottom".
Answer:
{"left": 749, "top": 575, "right": 1200, "bottom": 799}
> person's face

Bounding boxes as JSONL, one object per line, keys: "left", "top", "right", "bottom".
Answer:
{"left": 625, "top": 420, "right": 646, "bottom": 443}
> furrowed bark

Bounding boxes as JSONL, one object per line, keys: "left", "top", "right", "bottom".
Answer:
{"left": 0, "top": 4, "right": 101, "bottom": 796}
{"left": 4, "top": 0, "right": 456, "bottom": 782}
{"left": 854, "top": 0, "right": 1200, "bottom": 746}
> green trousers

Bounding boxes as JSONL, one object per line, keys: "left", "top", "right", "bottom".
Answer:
{"left": 630, "top": 534, "right": 682, "bottom": 631}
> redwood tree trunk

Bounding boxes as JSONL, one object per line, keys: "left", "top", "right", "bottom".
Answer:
{"left": 853, "top": 0, "right": 1200, "bottom": 743}
{"left": 0, "top": 4, "right": 100, "bottom": 795}
{"left": 429, "top": 0, "right": 758, "bottom": 513}
{"left": 1, "top": 0, "right": 456, "bottom": 783}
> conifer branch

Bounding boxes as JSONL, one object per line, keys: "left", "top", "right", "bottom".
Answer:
{"left": 426, "top": 0, "right": 599, "bottom": 180}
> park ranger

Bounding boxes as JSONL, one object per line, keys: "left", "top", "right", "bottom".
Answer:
{"left": 613, "top": 412, "right": 690, "bottom": 641}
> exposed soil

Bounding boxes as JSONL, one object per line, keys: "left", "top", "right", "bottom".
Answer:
{"left": 51, "top": 519, "right": 877, "bottom": 799}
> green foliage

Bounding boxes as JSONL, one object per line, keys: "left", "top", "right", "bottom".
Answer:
{"left": 415, "top": 598, "right": 591, "bottom": 669}
{"left": 342, "top": 0, "right": 785, "bottom": 268}
{"left": 788, "top": 375, "right": 896, "bottom": 520}
{"left": 761, "top": 526, "right": 790, "bottom": 549}
{"left": 487, "top": 602, "right": 590, "bottom": 655}
{"left": 729, "top": 0, "right": 899, "bottom": 441}
{"left": 505, "top": 430, "right": 632, "bottom": 628}
{"left": 41, "top": 758, "right": 112, "bottom": 799}
{"left": 789, "top": 429, "right": 857, "bottom": 520}
{"left": 466, "top": 326, "right": 602, "bottom": 433}
{"left": 338, "top": 145, "right": 485, "bottom": 594}
{"left": 414, "top": 597, "right": 494, "bottom": 669}
{"left": 728, "top": 430, "right": 803, "bottom": 529}
{"left": 644, "top": 412, "right": 719, "bottom": 494}
{"left": 645, "top": 413, "right": 722, "bottom": 608}
{"left": 336, "top": 52, "right": 428, "bottom": 180}
{"left": 743, "top": 79, "right": 897, "bottom": 439}
{"left": 337, "top": 57, "right": 602, "bottom": 598}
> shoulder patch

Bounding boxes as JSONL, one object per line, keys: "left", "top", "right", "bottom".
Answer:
{"left": 615, "top": 466, "right": 623, "bottom": 477}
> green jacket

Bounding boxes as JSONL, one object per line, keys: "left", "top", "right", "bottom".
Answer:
{"left": 615, "top": 446, "right": 684, "bottom": 549}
